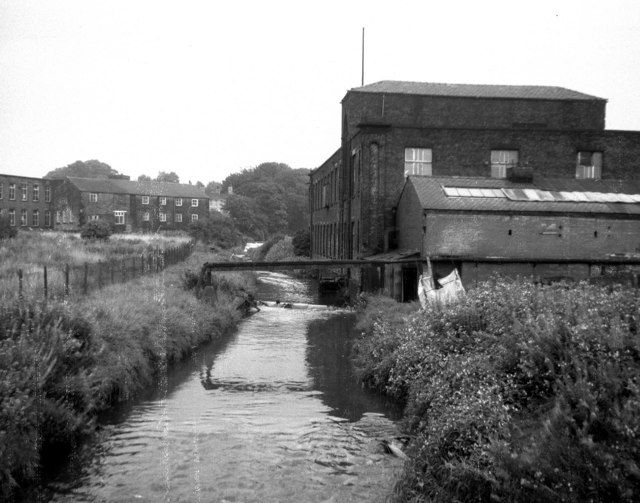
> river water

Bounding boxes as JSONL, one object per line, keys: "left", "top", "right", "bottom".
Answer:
{"left": 44, "top": 272, "right": 403, "bottom": 502}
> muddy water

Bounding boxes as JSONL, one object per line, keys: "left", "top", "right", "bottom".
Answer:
{"left": 45, "top": 273, "right": 404, "bottom": 502}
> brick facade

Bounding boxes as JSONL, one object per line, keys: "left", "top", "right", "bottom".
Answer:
{"left": 0, "top": 174, "right": 56, "bottom": 229}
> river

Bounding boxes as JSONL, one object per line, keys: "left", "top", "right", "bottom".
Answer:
{"left": 43, "top": 272, "right": 404, "bottom": 502}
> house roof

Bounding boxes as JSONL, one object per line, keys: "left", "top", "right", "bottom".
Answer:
{"left": 404, "top": 176, "right": 640, "bottom": 216}
{"left": 349, "top": 81, "right": 604, "bottom": 102}
{"left": 66, "top": 177, "right": 208, "bottom": 198}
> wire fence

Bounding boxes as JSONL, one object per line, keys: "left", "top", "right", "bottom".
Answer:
{"left": 6, "top": 241, "right": 194, "bottom": 301}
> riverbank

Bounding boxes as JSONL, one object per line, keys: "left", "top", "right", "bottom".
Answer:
{"left": 353, "top": 280, "right": 640, "bottom": 502}
{"left": 0, "top": 250, "right": 255, "bottom": 500}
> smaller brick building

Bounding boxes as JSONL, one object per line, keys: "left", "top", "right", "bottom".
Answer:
{"left": 389, "top": 174, "right": 640, "bottom": 299}
{"left": 53, "top": 177, "right": 209, "bottom": 232}
{"left": 0, "top": 174, "right": 56, "bottom": 229}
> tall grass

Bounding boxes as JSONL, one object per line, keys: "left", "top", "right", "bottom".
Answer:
{"left": 353, "top": 279, "right": 640, "bottom": 502}
{"left": 0, "top": 249, "right": 255, "bottom": 500}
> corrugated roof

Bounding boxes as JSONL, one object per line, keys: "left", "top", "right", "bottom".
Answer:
{"left": 350, "top": 81, "right": 604, "bottom": 101}
{"left": 406, "top": 176, "right": 640, "bottom": 216}
{"left": 66, "top": 177, "right": 207, "bottom": 198}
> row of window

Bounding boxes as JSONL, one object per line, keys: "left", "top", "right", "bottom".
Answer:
{"left": 87, "top": 211, "right": 198, "bottom": 224}
{"left": 0, "top": 183, "right": 52, "bottom": 202}
{"left": 404, "top": 148, "right": 604, "bottom": 179}
{"left": 88, "top": 193, "right": 199, "bottom": 207}
{"left": 0, "top": 208, "right": 51, "bottom": 227}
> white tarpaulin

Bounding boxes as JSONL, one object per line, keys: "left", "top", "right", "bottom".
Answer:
{"left": 418, "top": 268, "right": 465, "bottom": 308}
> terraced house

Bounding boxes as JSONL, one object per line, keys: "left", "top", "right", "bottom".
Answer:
{"left": 53, "top": 177, "right": 209, "bottom": 232}
{"left": 0, "top": 174, "right": 56, "bottom": 229}
{"left": 310, "top": 81, "right": 640, "bottom": 299}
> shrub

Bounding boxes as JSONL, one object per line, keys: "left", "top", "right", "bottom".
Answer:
{"left": 354, "top": 281, "right": 640, "bottom": 502}
{"left": 292, "top": 229, "right": 310, "bottom": 257}
{"left": 80, "top": 220, "right": 111, "bottom": 240}
{"left": 0, "top": 215, "right": 17, "bottom": 240}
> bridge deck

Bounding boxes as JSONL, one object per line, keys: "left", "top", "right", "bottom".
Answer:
{"left": 201, "top": 259, "right": 421, "bottom": 272}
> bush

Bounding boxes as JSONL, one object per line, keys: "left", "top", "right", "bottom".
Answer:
{"left": 354, "top": 280, "right": 640, "bottom": 502}
{"left": 292, "top": 229, "right": 310, "bottom": 257}
{"left": 80, "top": 220, "right": 111, "bottom": 240}
{"left": 0, "top": 215, "right": 17, "bottom": 240}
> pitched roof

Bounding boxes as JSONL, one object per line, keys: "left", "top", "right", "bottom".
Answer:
{"left": 350, "top": 81, "right": 604, "bottom": 101}
{"left": 404, "top": 176, "right": 640, "bottom": 216}
{"left": 66, "top": 177, "right": 208, "bottom": 198}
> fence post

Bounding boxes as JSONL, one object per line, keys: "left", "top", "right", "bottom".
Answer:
{"left": 44, "top": 265, "right": 48, "bottom": 301}
{"left": 122, "top": 258, "right": 126, "bottom": 283}
{"left": 18, "top": 269, "right": 23, "bottom": 300}
{"left": 110, "top": 260, "right": 114, "bottom": 284}
{"left": 98, "top": 261, "right": 102, "bottom": 289}
{"left": 65, "top": 264, "right": 70, "bottom": 297}
{"left": 83, "top": 262, "right": 88, "bottom": 295}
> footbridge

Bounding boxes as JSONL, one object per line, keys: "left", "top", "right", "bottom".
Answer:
{"left": 200, "top": 258, "right": 422, "bottom": 274}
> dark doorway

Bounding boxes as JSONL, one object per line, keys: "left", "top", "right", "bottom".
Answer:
{"left": 402, "top": 267, "right": 418, "bottom": 302}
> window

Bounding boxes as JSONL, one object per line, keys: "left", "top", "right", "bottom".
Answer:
{"left": 142, "top": 196, "right": 150, "bottom": 205}
{"left": 404, "top": 148, "right": 432, "bottom": 176}
{"left": 191, "top": 214, "right": 198, "bottom": 222}
{"left": 32, "top": 210, "right": 39, "bottom": 227}
{"left": 175, "top": 213, "right": 182, "bottom": 223}
{"left": 9, "top": 183, "right": 15, "bottom": 200}
{"left": 20, "top": 183, "right": 27, "bottom": 201}
{"left": 490, "top": 150, "right": 519, "bottom": 178}
{"left": 33, "top": 185, "right": 39, "bottom": 202}
{"left": 160, "top": 197, "right": 167, "bottom": 206}
{"left": 159, "top": 212, "right": 167, "bottom": 222}
{"left": 175, "top": 198, "right": 183, "bottom": 207}
{"left": 45, "top": 185, "right": 51, "bottom": 202}
{"left": 9, "top": 209, "right": 15, "bottom": 226}
{"left": 20, "top": 209, "right": 27, "bottom": 226}
{"left": 143, "top": 211, "right": 150, "bottom": 221}
{"left": 0, "top": 183, "right": 3, "bottom": 200}
{"left": 114, "top": 211, "right": 126, "bottom": 225}
{"left": 45, "top": 210, "right": 51, "bottom": 227}
{"left": 89, "top": 215, "right": 100, "bottom": 221}
{"left": 576, "top": 151, "right": 603, "bottom": 179}
{"left": 89, "top": 193, "right": 98, "bottom": 203}
{"left": 191, "top": 199, "right": 198, "bottom": 207}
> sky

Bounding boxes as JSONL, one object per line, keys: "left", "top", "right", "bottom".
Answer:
{"left": 1, "top": 0, "right": 639, "bottom": 185}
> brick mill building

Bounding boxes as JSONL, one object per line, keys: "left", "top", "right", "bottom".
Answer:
{"left": 309, "top": 81, "right": 640, "bottom": 300}
{"left": 0, "top": 174, "right": 56, "bottom": 229}
{"left": 53, "top": 177, "right": 209, "bottom": 232}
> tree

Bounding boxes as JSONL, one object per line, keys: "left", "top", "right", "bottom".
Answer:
{"left": 292, "top": 229, "right": 310, "bottom": 257}
{"left": 187, "top": 213, "right": 242, "bottom": 248}
{"left": 45, "top": 160, "right": 120, "bottom": 179}
{"left": 80, "top": 220, "right": 112, "bottom": 240}
{"left": 137, "top": 174, "right": 152, "bottom": 181}
{"left": 195, "top": 181, "right": 204, "bottom": 188}
{"left": 221, "top": 163, "right": 310, "bottom": 236}
{"left": 156, "top": 171, "right": 180, "bottom": 183}
{"left": 223, "top": 194, "right": 268, "bottom": 239}
{"left": 205, "top": 181, "right": 222, "bottom": 197}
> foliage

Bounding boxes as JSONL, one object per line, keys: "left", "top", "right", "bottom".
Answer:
{"left": 156, "top": 171, "right": 180, "bottom": 183}
{"left": 291, "top": 229, "right": 310, "bottom": 257}
{"left": 80, "top": 220, "right": 112, "bottom": 240}
{"left": 187, "top": 213, "right": 242, "bottom": 248}
{"left": 0, "top": 215, "right": 17, "bottom": 240}
{"left": 222, "top": 162, "right": 310, "bottom": 236}
{"left": 264, "top": 236, "right": 295, "bottom": 262}
{"left": 354, "top": 280, "right": 640, "bottom": 502}
{"left": 0, "top": 251, "right": 255, "bottom": 499}
{"left": 45, "top": 159, "right": 119, "bottom": 179}
{"left": 137, "top": 174, "right": 152, "bottom": 181}
{"left": 205, "top": 181, "right": 222, "bottom": 197}
{"left": 249, "top": 233, "right": 286, "bottom": 261}
{"left": 223, "top": 194, "right": 268, "bottom": 239}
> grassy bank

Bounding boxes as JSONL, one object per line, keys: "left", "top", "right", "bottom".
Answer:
{"left": 0, "top": 249, "right": 255, "bottom": 500}
{"left": 353, "top": 280, "right": 640, "bottom": 502}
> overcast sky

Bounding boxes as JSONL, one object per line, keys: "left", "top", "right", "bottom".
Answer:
{"left": 1, "top": 0, "right": 639, "bottom": 184}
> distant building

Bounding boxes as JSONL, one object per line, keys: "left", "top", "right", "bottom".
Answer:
{"left": 0, "top": 174, "right": 56, "bottom": 229}
{"left": 53, "top": 177, "right": 209, "bottom": 232}
{"left": 207, "top": 183, "right": 228, "bottom": 214}
{"left": 310, "top": 81, "right": 640, "bottom": 299}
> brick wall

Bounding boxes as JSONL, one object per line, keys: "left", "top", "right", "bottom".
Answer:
{"left": 425, "top": 212, "right": 640, "bottom": 260}
{"left": 342, "top": 92, "right": 605, "bottom": 138}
